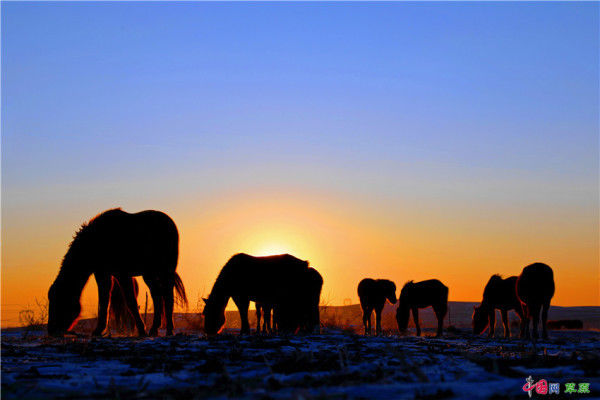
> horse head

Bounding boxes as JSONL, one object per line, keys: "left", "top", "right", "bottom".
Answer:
{"left": 472, "top": 305, "right": 489, "bottom": 334}
{"left": 383, "top": 280, "right": 397, "bottom": 304}
{"left": 47, "top": 278, "right": 82, "bottom": 337}
{"left": 395, "top": 303, "right": 410, "bottom": 331}
{"left": 202, "top": 297, "right": 225, "bottom": 335}
{"left": 395, "top": 281, "right": 415, "bottom": 331}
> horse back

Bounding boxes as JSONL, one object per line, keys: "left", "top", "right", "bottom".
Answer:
{"left": 89, "top": 209, "right": 179, "bottom": 275}
{"left": 483, "top": 275, "right": 520, "bottom": 310}
{"left": 358, "top": 278, "right": 391, "bottom": 308}
{"left": 357, "top": 279, "right": 377, "bottom": 299}
{"left": 403, "top": 279, "right": 448, "bottom": 308}
{"left": 219, "top": 253, "right": 310, "bottom": 303}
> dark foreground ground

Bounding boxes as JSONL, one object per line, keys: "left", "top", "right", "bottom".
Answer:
{"left": 2, "top": 328, "right": 599, "bottom": 400}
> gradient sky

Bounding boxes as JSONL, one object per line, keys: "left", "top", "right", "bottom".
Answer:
{"left": 2, "top": 2, "right": 598, "bottom": 327}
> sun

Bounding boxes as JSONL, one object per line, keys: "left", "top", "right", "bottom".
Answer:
{"left": 252, "top": 243, "right": 292, "bottom": 257}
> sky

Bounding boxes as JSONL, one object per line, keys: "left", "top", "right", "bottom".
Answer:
{"left": 2, "top": 2, "right": 598, "bottom": 327}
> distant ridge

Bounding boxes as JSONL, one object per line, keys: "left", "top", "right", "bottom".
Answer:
{"left": 15, "top": 302, "right": 594, "bottom": 334}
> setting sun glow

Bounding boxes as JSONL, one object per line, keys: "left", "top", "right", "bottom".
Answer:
{"left": 252, "top": 244, "right": 293, "bottom": 257}
{"left": 1, "top": 2, "right": 598, "bottom": 329}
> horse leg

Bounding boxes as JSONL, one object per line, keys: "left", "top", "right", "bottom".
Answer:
{"left": 233, "top": 296, "right": 250, "bottom": 334}
{"left": 530, "top": 302, "right": 541, "bottom": 340}
{"left": 272, "top": 306, "right": 280, "bottom": 334}
{"left": 488, "top": 309, "right": 496, "bottom": 338}
{"left": 144, "top": 278, "right": 163, "bottom": 336}
{"left": 412, "top": 307, "right": 420, "bottom": 337}
{"left": 501, "top": 309, "right": 510, "bottom": 338}
{"left": 434, "top": 306, "right": 446, "bottom": 337}
{"left": 163, "top": 276, "right": 175, "bottom": 336}
{"left": 521, "top": 309, "right": 530, "bottom": 340}
{"left": 255, "top": 304, "right": 261, "bottom": 333}
{"left": 119, "top": 277, "right": 147, "bottom": 337}
{"left": 150, "top": 291, "right": 163, "bottom": 336}
{"left": 265, "top": 307, "right": 272, "bottom": 333}
{"left": 434, "top": 303, "right": 447, "bottom": 337}
{"left": 361, "top": 304, "right": 370, "bottom": 335}
{"left": 92, "top": 274, "right": 113, "bottom": 337}
{"left": 375, "top": 305, "right": 383, "bottom": 336}
{"left": 311, "top": 299, "right": 321, "bottom": 334}
{"left": 541, "top": 301, "right": 550, "bottom": 339}
{"left": 517, "top": 303, "right": 528, "bottom": 339}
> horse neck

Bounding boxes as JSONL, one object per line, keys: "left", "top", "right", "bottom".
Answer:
{"left": 57, "top": 253, "right": 93, "bottom": 296}
{"left": 480, "top": 298, "right": 494, "bottom": 311}
{"left": 207, "top": 281, "right": 229, "bottom": 312}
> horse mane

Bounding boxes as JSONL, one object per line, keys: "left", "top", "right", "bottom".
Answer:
{"left": 482, "top": 274, "right": 503, "bottom": 299}
{"left": 206, "top": 253, "right": 244, "bottom": 304}
{"left": 59, "top": 208, "right": 123, "bottom": 274}
{"left": 485, "top": 274, "right": 503, "bottom": 287}
{"left": 377, "top": 279, "right": 396, "bottom": 290}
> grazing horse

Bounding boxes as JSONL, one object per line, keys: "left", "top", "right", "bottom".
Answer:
{"left": 47, "top": 208, "right": 187, "bottom": 337}
{"left": 357, "top": 279, "right": 397, "bottom": 335}
{"left": 108, "top": 277, "right": 140, "bottom": 335}
{"left": 255, "top": 302, "right": 275, "bottom": 333}
{"left": 396, "top": 279, "right": 448, "bottom": 337}
{"left": 202, "top": 253, "right": 322, "bottom": 335}
{"left": 516, "top": 262, "right": 555, "bottom": 340}
{"left": 472, "top": 275, "right": 525, "bottom": 338}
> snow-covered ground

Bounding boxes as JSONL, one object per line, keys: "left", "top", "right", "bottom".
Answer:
{"left": 2, "top": 328, "right": 599, "bottom": 399}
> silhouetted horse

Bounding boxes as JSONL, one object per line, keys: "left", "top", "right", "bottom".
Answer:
{"left": 202, "top": 253, "right": 322, "bottom": 335}
{"left": 357, "top": 279, "right": 397, "bottom": 335}
{"left": 296, "top": 266, "right": 323, "bottom": 333}
{"left": 47, "top": 208, "right": 187, "bottom": 337}
{"left": 472, "top": 275, "right": 525, "bottom": 338}
{"left": 108, "top": 277, "right": 140, "bottom": 335}
{"left": 516, "top": 262, "right": 555, "bottom": 340}
{"left": 396, "top": 279, "right": 448, "bottom": 337}
{"left": 255, "top": 302, "right": 275, "bottom": 333}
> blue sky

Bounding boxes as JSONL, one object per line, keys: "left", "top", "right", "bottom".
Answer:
{"left": 1, "top": 2, "right": 598, "bottom": 319}
{"left": 3, "top": 3, "right": 597, "bottom": 199}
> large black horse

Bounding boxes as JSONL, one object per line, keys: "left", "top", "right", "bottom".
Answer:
{"left": 202, "top": 253, "right": 322, "bottom": 335}
{"left": 472, "top": 275, "right": 525, "bottom": 338}
{"left": 47, "top": 208, "right": 187, "bottom": 337}
{"left": 517, "top": 262, "right": 555, "bottom": 340}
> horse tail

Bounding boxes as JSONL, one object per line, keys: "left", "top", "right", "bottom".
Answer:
{"left": 173, "top": 272, "right": 188, "bottom": 308}
{"left": 109, "top": 277, "right": 132, "bottom": 331}
{"left": 132, "top": 277, "right": 139, "bottom": 298}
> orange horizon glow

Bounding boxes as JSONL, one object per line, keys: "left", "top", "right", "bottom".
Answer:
{"left": 3, "top": 2, "right": 598, "bottom": 330}
{"left": 2, "top": 187, "right": 598, "bottom": 328}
